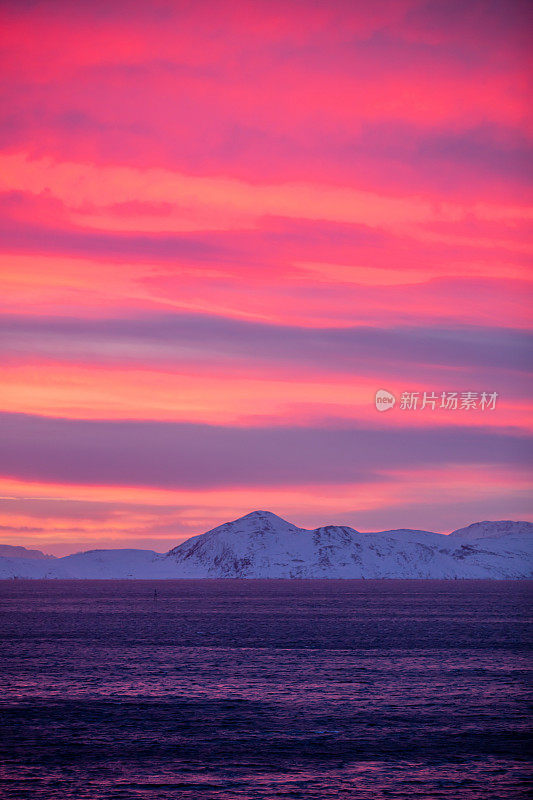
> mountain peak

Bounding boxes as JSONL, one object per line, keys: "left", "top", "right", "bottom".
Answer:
{"left": 240, "top": 510, "right": 291, "bottom": 524}
{"left": 213, "top": 509, "right": 301, "bottom": 536}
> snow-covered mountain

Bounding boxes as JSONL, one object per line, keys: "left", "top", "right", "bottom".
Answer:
{"left": 0, "top": 544, "right": 54, "bottom": 560}
{"left": 0, "top": 512, "right": 531, "bottom": 579}
{"left": 163, "top": 511, "right": 532, "bottom": 579}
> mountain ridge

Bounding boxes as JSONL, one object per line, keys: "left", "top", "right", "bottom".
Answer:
{"left": 0, "top": 544, "right": 55, "bottom": 560}
{"left": 1, "top": 511, "right": 531, "bottom": 579}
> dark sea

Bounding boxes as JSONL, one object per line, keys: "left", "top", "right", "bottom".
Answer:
{"left": 0, "top": 580, "right": 531, "bottom": 799}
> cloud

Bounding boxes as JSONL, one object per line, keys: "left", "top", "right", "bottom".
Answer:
{"left": 1, "top": 312, "right": 531, "bottom": 380}
{"left": 0, "top": 412, "right": 530, "bottom": 490}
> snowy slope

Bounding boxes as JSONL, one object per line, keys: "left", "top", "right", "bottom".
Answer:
{"left": 444, "top": 521, "right": 533, "bottom": 578}
{"left": 0, "top": 511, "right": 531, "bottom": 579}
{"left": 50, "top": 549, "right": 178, "bottom": 579}
{"left": 0, "top": 556, "right": 60, "bottom": 579}
{"left": 0, "top": 549, "right": 177, "bottom": 579}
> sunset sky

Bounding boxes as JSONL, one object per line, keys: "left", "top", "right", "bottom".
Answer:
{"left": 0, "top": 0, "right": 531, "bottom": 555}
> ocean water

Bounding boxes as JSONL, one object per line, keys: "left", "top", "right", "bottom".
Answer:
{"left": 0, "top": 580, "right": 531, "bottom": 800}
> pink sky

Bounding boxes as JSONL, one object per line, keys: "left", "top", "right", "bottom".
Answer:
{"left": 0, "top": 0, "right": 531, "bottom": 555}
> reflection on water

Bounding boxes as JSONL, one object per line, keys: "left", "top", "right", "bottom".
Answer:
{"left": 0, "top": 579, "right": 531, "bottom": 799}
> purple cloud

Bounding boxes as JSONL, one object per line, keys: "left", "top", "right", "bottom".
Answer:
{"left": 1, "top": 313, "right": 531, "bottom": 382}
{"left": 0, "top": 412, "right": 530, "bottom": 489}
